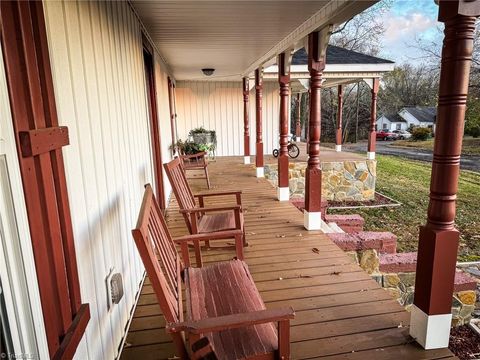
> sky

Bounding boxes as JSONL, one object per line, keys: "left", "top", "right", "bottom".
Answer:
{"left": 376, "top": 0, "right": 443, "bottom": 64}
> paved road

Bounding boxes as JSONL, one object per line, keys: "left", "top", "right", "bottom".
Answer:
{"left": 341, "top": 141, "right": 480, "bottom": 172}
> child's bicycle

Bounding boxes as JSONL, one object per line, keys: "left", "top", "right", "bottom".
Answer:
{"left": 272, "top": 136, "right": 300, "bottom": 159}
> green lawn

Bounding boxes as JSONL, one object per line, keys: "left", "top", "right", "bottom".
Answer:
{"left": 331, "top": 155, "right": 480, "bottom": 261}
{"left": 391, "top": 137, "right": 480, "bottom": 156}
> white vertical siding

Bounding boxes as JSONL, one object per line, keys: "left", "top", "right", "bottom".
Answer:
{"left": 176, "top": 80, "right": 281, "bottom": 156}
{"left": 43, "top": 1, "right": 173, "bottom": 359}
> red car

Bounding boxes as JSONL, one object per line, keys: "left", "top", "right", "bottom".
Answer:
{"left": 376, "top": 130, "right": 398, "bottom": 141}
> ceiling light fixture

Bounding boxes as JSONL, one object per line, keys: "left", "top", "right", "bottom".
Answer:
{"left": 202, "top": 68, "right": 215, "bottom": 76}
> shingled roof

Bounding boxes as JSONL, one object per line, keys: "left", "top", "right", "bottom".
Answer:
{"left": 402, "top": 107, "right": 437, "bottom": 123}
{"left": 292, "top": 46, "right": 394, "bottom": 65}
{"left": 383, "top": 113, "right": 407, "bottom": 123}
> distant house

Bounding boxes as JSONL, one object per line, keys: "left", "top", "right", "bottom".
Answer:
{"left": 376, "top": 113, "right": 408, "bottom": 131}
{"left": 399, "top": 106, "right": 437, "bottom": 132}
{"left": 377, "top": 106, "right": 437, "bottom": 133}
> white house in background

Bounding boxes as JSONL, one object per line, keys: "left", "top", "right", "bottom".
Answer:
{"left": 399, "top": 106, "right": 437, "bottom": 131}
{"left": 377, "top": 106, "right": 437, "bottom": 133}
{"left": 376, "top": 113, "right": 408, "bottom": 131}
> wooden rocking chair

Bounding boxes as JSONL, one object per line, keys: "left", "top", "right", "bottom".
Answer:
{"left": 132, "top": 184, "right": 294, "bottom": 360}
{"left": 164, "top": 158, "right": 247, "bottom": 266}
{"left": 179, "top": 151, "right": 211, "bottom": 189}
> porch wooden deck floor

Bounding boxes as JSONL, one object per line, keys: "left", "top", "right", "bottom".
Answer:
{"left": 121, "top": 157, "right": 456, "bottom": 360}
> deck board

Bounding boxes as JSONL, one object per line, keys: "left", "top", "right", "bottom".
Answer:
{"left": 121, "top": 157, "right": 455, "bottom": 359}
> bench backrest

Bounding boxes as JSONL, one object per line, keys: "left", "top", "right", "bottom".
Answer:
{"left": 131, "top": 184, "right": 183, "bottom": 324}
{"left": 164, "top": 157, "right": 197, "bottom": 232}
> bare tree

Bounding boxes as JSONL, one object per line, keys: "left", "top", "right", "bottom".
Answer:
{"left": 330, "top": 0, "right": 393, "bottom": 56}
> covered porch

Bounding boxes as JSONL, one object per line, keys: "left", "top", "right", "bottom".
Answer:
{"left": 121, "top": 158, "right": 455, "bottom": 359}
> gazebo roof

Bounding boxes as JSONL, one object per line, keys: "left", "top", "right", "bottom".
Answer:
{"left": 292, "top": 46, "right": 394, "bottom": 65}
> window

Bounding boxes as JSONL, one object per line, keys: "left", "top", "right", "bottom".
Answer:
{"left": 396, "top": 124, "right": 401, "bottom": 130}
{"left": 383, "top": 123, "right": 388, "bottom": 130}
{"left": 0, "top": 2, "right": 89, "bottom": 358}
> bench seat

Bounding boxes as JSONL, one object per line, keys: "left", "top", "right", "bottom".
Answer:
{"left": 186, "top": 260, "right": 277, "bottom": 359}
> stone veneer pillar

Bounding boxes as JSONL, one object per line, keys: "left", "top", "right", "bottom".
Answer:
{"left": 410, "top": 0, "right": 480, "bottom": 350}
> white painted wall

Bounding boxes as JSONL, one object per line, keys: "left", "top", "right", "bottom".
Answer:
{"left": 43, "top": 1, "right": 173, "bottom": 359}
{"left": 175, "top": 80, "right": 282, "bottom": 156}
{"left": 376, "top": 115, "right": 407, "bottom": 131}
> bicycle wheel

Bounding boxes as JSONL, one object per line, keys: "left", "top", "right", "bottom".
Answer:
{"left": 288, "top": 144, "right": 300, "bottom": 158}
{"left": 272, "top": 149, "right": 279, "bottom": 158}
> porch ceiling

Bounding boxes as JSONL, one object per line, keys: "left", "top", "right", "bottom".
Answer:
{"left": 131, "top": 1, "right": 376, "bottom": 81}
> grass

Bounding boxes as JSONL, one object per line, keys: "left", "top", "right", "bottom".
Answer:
{"left": 331, "top": 155, "right": 480, "bottom": 261}
{"left": 391, "top": 137, "right": 480, "bottom": 156}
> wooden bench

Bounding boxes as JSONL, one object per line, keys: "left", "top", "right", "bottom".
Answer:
{"left": 179, "top": 151, "right": 211, "bottom": 189}
{"left": 132, "top": 185, "right": 294, "bottom": 359}
{"left": 164, "top": 157, "right": 247, "bottom": 266}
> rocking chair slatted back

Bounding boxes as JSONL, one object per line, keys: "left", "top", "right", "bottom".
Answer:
{"left": 132, "top": 184, "right": 183, "bottom": 323}
{"left": 164, "top": 157, "right": 197, "bottom": 231}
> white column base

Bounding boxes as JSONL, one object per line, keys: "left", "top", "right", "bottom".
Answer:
{"left": 256, "top": 167, "right": 264, "bottom": 178}
{"left": 243, "top": 156, "right": 251, "bottom": 164}
{"left": 335, "top": 144, "right": 342, "bottom": 152}
{"left": 367, "top": 151, "right": 375, "bottom": 160}
{"left": 277, "top": 187, "right": 289, "bottom": 201}
{"left": 410, "top": 305, "right": 452, "bottom": 350}
{"left": 296, "top": 136, "right": 301, "bottom": 142}
{"left": 304, "top": 211, "right": 322, "bottom": 230}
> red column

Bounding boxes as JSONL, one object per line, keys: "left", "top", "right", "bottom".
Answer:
{"left": 277, "top": 52, "right": 291, "bottom": 201}
{"left": 295, "top": 93, "right": 301, "bottom": 141}
{"left": 410, "top": 0, "right": 480, "bottom": 350}
{"left": 242, "top": 77, "right": 250, "bottom": 164}
{"left": 367, "top": 78, "right": 379, "bottom": 159}
{"left": 335, "top": 84, "right": 343, "bottom": 152}
{"left": 255, "top": 69, "right": 264, "bottom": 177}
{"left": 304, "top": 31, "right": 326, "bottom": 230}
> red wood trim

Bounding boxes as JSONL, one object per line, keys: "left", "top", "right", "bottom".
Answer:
{"left": 0, "top": 1, "right": 88, "bottom": 356}
{"left": 295, "top": 93, "right": 301, "bottom": 139}
{"left": 255, "top": 69, "right": 263, "bottom": 168}
{"left": 53, "top": 304, "right": 90, "bottom": 360}
{"left": 277, "top": 52, "right": 290, "bottom": 188}
{"left": 414, "top": 3, "right": 480, "bottom": 316}
{"left": 305, "top": 31, "right": 326, "bottom": 213}
{"left": 336, "top": 85, "right": 343, "bottom": 146}
{"left": 19, "top": 126, "right": 69, "bottom": 157}
{"left": 367, "top": 79, "right": 379, "bottom": 153}
{"left": 143, "top": 38, "right": 166, "bottom": 210}
{"left": 242, "top": 77, "right": 250, "bottom": 157}
{"left": 167, "top": 77, "right": 176, "bottom": 153}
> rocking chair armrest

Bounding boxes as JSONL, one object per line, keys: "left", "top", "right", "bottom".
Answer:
{"left": 195, "top": 191, "right": 242, "bottom": 206}
{"left": 181, "top": 151, "right": 206, "bottom": 159}
{"left": 166, "top": 307, "right": 295, "bottom": 334}
{"left": 179, "top": 205, "right": 242, "bottom": 214}
{"left": 194, "top": 190, "right": 242, "bottom": 198}
{"left": 173, "top": 229, "right": 243, "bottom": 244}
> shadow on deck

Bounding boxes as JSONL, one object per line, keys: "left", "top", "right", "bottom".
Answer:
{"left": 121, "top": 157, "right": 455, "bottom": 360}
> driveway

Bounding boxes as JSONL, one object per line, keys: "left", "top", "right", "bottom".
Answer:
{"left": 341, "top": 141, "right": 480, "bottom": 172}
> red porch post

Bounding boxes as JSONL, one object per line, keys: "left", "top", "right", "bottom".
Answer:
{"left": 167, "top": 77, "right": 177, "bottom": 154}
{"left": 367, "top": 78, "right": 379, "bottom": 159}
{"left": 255, "top": 69, "right": 264, "bottom": 177}
{"left": 277, "top": 52, "right": 291, "bottom": 201}
{"left": 242, "top": 77, "right": 250, "bottom": 164}
{"left": 335, "top": 84, "right": 343, "bottom": 152}
{"left": 304, "top": 30, "right": 328, "bottom": 230}
{"left": 410, "top": 0, "right": 480, "bottom": 349}
{"left": 295, "top": 93, "right": 302, "bottom": 141}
